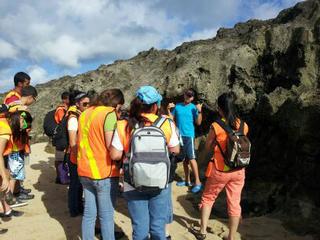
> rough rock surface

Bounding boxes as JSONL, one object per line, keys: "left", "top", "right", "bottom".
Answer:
{"left": 2, "top": 0, "right": 320, "bottom": 236}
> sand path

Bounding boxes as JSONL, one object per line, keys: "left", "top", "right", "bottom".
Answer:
{"left": 2, "top": 143, "right": 314, "bottom": 240}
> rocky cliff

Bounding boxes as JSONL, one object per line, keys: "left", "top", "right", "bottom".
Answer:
{"left": 3, "top": 0, "right": 320, "bottom": 236}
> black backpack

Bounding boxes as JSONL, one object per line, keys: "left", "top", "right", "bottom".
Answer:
{"left": 52, "top": 112, "right": 69, "bottom": 151}
{"left": 215, "top": 118, "right": 251, "bottom": 170}
{"left": 43, "top": 109, "right": 58, "bottom": 137}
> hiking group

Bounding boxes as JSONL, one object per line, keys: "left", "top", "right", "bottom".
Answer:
{"left": 0, "top": 72, "right": 251, "bottom": 240}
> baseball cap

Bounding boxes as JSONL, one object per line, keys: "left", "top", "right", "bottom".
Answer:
{"left": 136, "top": 86, "right": 162, "bottom": 105}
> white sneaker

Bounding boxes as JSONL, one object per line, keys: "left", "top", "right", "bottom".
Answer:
{"left": 9, "top": 199, "right": 28, "bottom": 208}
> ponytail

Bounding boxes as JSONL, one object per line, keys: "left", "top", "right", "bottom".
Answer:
{"left": 217, "top": 92, "right": 239, "bottom": 130}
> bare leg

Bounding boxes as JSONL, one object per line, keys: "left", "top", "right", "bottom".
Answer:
{"left": 200, "top": 205, "right": 212, "bottom": 234}
{"left": 189, "top": 159, "right": 201, "bottom": 185}
{"left": 0, "top": 200, "right": 11, "bottom": 213}
{"left": 183, "top": 160, "right": 190, "bottom": 183}
{"left": 9, "top": 179, "right": 16, "bottom": 194}
{"left": 228, "top": 216, "right": 240, "bottom": 240}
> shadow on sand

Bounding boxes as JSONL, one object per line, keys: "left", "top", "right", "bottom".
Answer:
{"left": 31, "top": 156, "right": 129, "bottom": 240}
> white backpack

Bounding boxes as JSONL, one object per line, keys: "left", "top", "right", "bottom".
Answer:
{"left": 127, "top": 117, "right": 170, "bottom": 191}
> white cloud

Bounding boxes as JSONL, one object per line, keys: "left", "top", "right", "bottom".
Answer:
{"left": 26, "top": 65, "right": 52, "bottom": 85}
{"left": 0, "top": 39, "right": 18, "bottom": 59}
{"left": 169, "top": 28, "right": 218, "bottom": 50}
{"left": 0, "top": 0, "right": 304, "bottom": 91}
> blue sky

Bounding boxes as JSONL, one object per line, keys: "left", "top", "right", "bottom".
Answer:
{"left": 0, "top": 0, "right": 301, "bottom": 92}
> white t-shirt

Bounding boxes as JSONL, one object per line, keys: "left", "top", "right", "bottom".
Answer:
{"left": 67, "top": 117, "right": 78, "bottom": 131}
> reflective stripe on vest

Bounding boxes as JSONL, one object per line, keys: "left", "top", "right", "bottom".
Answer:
{"left": 0, "top": 118, "right": 13, "bottom": 156}
{"left": 77, "top": 106, "right": 115, "bottom": 179}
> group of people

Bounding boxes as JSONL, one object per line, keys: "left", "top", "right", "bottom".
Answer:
{"left": 0, "top": 70, "right": 249, "bottom": 240}
{"left": 0, "top": 72, "right": 38, "bottom": 235}
{"left": 51, "top": 85, "right": 249, "bottom": 240}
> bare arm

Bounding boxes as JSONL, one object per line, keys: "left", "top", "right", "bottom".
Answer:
{"left": 109, "top": 146, "right": 123, "bottom": 161}
{"left": 0, "top": 138, "right": 10, "bottom": 192}
{"left": 195, "top": 103, "right": 203, "bottom": 126}
{"left": 168, "top": 145, "right": 180, "bottom": 155}
{"left": 205, "top": 127, "right": 216, "bottom": 153}
{"left": 68, "top": 130, "right": 77, "bottom": 156}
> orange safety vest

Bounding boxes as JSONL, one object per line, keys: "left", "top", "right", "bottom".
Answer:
{"left": 116, "top": 113, "right": 173, "bottom": 154}
{"left": 77, "top": 106, "right": 117, "bottom": 179}
{"left": 3, "top": 90, "right": 21, "bottom": 104}
{"left": 67, "top": 106, "right": 81, "bottom": 164}
{"left": 0, "top": 117, "right": 13, "bottom": 156}
{"left": 211, "top": 119, "right": 249, "bottom": 172}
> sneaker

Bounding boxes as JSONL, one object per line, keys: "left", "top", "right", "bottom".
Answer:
{"left": 176, "top": 181, "right": 192, "bottom": 187}
{"left": 115, "top": 230, "right": 125, "bottom": 239}
{"left": 20, "top": 187, "right": 32, "bottom": 194}
{"left": 0, "top": 228, "right": 8, "bottom": 234}
{"left": 17, "top": 193, "right": 35, "bottom": 201}
{"left": 0, "top": 209, "right": 24, "bottom": 218}
{"left": 191, "top": 184, "right": 202, "bottom": 193}
{"left": 9, "top": 199, "right": 28, "bottom": 208}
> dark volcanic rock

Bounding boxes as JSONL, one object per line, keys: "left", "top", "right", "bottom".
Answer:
{"left": 2, "top": 0, "right": 320, "bottom": 235}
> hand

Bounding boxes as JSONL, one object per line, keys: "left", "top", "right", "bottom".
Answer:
{"left": 196, "top": 103, "right": 203, "bottom": 112}
{"left": 0, "top": 176, "right": 10, "bottom": 193}
{"left": 167, "top": 103, "right": 175, "bottom": 110}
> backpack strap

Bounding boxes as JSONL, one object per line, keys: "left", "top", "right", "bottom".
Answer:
{"left": 215, "top": 118, "right": 234, "bottom": 134}
{"left": 239, "top": 120, "right": 244, "bottom": 135}
{"left": 153, "top": 117, "right": 167, "bottom": 128}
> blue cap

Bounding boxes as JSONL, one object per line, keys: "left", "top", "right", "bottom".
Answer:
{"left": 136, "top": 86, "right": 162, "bottom": 105}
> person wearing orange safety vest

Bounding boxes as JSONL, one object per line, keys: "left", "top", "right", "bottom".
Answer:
{"left": 65, "top": 92, "right": 89, "bottom": 217}
{"left": 110, "top": 86, "right": 180, "bottom": 240}
{"left": 77, "top": 89, "right": 124, "bottom": 240}
{"left": 0, "top": 106, "right": 28, "bottom": 232}
{"left": 3, "top": 72, "right": 31, "bottom": 105}
{"left": 6, "top": 86, "right": 37, "bottom": 202}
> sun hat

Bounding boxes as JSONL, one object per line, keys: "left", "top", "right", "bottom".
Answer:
{"left": 136, "top": 86, "right": 162, "bottom": 106}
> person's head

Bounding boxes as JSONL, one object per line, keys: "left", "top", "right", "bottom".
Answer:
{"left": 95, "top": 89, "right": 124, "bottom": 112}
{"left": 61, "top": 91, "right": 70, "bottom": 106}
{"left": 87, "top": 90, "right": 98, "bottom": 106}
{"left": 184, "top": 88, "right": 195, "bottom": 104}
{"left": 129, "top": 86, "right": 162, "bottom": 125}
{"left": 21, "top": 85, "right": 38, "bottom": 106}
{"left": 74, "top": 92, "right": 90, "bottom": 112}
{"left": 8, "top": 107, "right": 31, "bottom": 143}
{"left": 217, "top": 92, "right": 238, "bottom": 129}
{"left": 14, "top": 72, "right": 31, "bottom": 87}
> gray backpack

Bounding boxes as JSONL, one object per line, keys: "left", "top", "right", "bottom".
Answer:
{"left": 127, "top": 117, "right": 170, "bottom": 191}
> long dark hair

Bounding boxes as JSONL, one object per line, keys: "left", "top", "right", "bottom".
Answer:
{"left": 9, "top": 111, "right": 28, "bottom": 144}
{"left": 93, "top": 89, "right": 124, "bottom": 107}
{"left": 217, "top": 92, "right": 239, "bottom": 130}
{"left": 128, "top": 97, "right": 155, "bottom": 131}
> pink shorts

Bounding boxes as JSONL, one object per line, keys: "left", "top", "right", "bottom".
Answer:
{"left": 200, "top": 166, "right": 245, "bottom": 217}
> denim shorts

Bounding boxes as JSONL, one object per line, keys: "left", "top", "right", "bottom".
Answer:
{"left": 179, "top": 136, "right": 196, "bottom": 161}
{"left": 8, "top": 152, "right": 25, "bottom": 180}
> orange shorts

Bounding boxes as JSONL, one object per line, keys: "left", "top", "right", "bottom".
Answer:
{"left": 200, "top": 165, "right": 245, "bottom": 217}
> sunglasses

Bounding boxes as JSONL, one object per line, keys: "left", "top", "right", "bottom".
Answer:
{"left": 81, "top": 102, "right": 90, "bottom": 107}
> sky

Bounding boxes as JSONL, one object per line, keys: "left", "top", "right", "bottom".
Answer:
{"left": 0, "top": 0, "right": 302, "bottom": 92}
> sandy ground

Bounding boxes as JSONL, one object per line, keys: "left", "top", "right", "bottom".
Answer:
{"left": 1, "top": 142, "right": 315, "bottom": 240}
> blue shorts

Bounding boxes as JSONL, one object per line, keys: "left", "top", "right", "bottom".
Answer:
{"left": 8, "top": 152, "right": 25, "bottom": 181}
{"left": 180, "top": 136, "right": 196, "bottom": 161}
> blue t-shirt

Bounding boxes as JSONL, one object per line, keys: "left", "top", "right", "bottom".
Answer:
{"left": 171, "top": 103, "right": 198, "bottom": 137}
